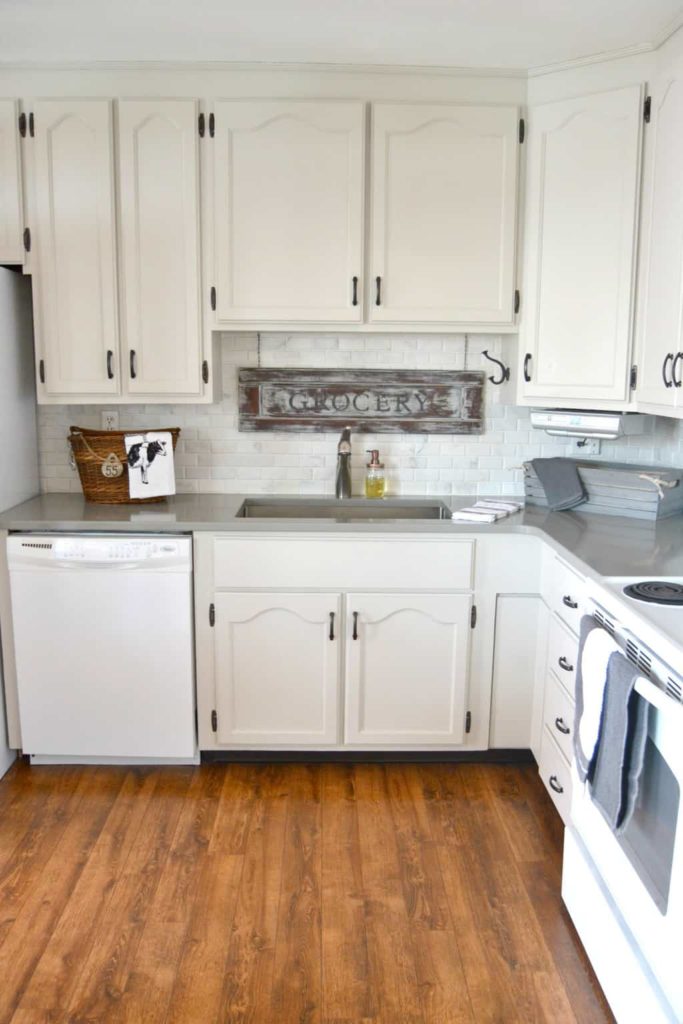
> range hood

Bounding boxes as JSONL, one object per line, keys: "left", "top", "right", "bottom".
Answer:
{"left": 530, "top": 410, "right": 647, "bottom": 440}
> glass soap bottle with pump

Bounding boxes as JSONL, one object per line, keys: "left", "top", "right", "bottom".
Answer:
{"left": 365, "top": 449, "right": 386, "bottom": 499}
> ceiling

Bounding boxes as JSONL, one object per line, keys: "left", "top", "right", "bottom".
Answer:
{"left": 1, "top": 0, "right": 682, "bottom": 70}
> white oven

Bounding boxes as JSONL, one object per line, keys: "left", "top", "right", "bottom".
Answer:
{"left": 564, "top": 588, "right": 683, "bottom": 1024}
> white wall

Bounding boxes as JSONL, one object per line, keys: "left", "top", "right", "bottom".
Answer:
{"left": 37, "top": 332, "right": 683, "bottom": 498}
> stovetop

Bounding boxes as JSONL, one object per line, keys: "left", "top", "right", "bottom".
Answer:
{"left": 622, "top": 580, "right": 683, "bottom": 605}
{"left": 590, "top": 576, "right": 683, "bottom": 677}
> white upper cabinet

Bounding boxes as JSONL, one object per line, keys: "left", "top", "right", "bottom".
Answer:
{"left": 344, "top": 592, "right": 471, "bottom": 746}
{"left": 635, "top": 63, "right": 683, "bottom": 416}
{"left": 369, "top": 103, "right": 519, "bottom": 326}
{"left": 212, "top": 100, "right": 365, "bottom": 323}
{"left": 0, "top": 100, "right": 24, "bottom": 265}
{"left": 32, "top": 99, "right": 119, "bottom": 398}
{"left": 520, "top": 86, "right": 643, "bottom": 405}
{"left": 118, "top": 99, "right": 203, "bottom": 398}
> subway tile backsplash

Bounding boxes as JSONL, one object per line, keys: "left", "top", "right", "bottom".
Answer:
{"left": 38, "top": 333, "right": 683, "bottom": 497}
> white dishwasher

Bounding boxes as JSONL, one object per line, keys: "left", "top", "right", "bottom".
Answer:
{"left": 7, "top": 534, "right": 197, "bottom": 763}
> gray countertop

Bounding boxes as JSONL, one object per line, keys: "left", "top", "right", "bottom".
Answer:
{"left": 2, "top": 491, "right": 683, "bottom": 580}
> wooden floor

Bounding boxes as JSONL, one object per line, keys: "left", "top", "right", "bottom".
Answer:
{"left": 0, "top": 760, "right": 613, "bottom": 1024}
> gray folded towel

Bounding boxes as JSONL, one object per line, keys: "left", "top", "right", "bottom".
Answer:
{"left": 530, "top": 457, "right": 587, "bottom": 511}
{"left": 590, "top": 651, "right": 649, "bottom": 835}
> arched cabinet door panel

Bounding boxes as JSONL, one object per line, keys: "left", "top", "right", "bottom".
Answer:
{"left": 344, "top": 592, "right": 472, "bottom": 745}
{"left": 213, "top": 592, "right": 341, "bottom": 745}
{"left": 212, "top": 100, "right": 365, "bottom": 323}
{"left": 32, "top": 99, "right": 119, "bottom": 398}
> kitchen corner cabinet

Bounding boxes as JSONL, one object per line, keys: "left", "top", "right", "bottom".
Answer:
{"left": 0, "top": 100, "right": 25, "bottom": 265}
{"left": 634, "top": 58, "right": 683, "bottom": 417}
{"left": 117, "top": 99, "right": 203, "bottom": 398}
{"left": 369, "top": 103, "right": 519, "bottom": 326}
{"left": 211, "top": 100, "right": 365, "bottom": 324}
{"left": 344, "top": 592, "right": 471, "bottom": 745}
{"left": 519, "top": 85, "right": 644, "bottom": 407}
{"left": 32, "top": 99, "right": 120, "bottom": 398}
{"left": 195, "top": 535, "right": 474, "bottom": 750}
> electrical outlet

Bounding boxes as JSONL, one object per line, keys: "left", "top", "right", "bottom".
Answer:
{"left": 576, "top": 438, "right": 601, "bottom": 456}
{"left": 101, "top": 411, "right": 119, "bottom": 431}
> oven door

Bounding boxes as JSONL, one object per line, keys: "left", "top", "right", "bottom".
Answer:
{"left": 571, "top": 677, "right": 683, "bottom": 1019}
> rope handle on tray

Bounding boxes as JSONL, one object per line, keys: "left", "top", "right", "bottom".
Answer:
{"left": 637, "top": 474, "right": 679, "bottom": 499}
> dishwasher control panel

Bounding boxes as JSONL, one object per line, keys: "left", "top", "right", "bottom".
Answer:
{"left": 8, "top": 534, "right": 191, "bottom": 568}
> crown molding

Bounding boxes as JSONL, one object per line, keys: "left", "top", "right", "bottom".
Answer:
{"left": 0, "top": 59, "right": 528, "bottom": 79}
{"left": 652, "top": 10, "right": 683, "bottom": 49}
{"left": 528, "top": 41, "right": 654, "bottom": 78}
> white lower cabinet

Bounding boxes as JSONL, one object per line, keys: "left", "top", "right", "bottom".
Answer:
{"left": 344, "top": 592, "right": 472, "bottom": 745}
{"left": 213, "top": 592, "right": 341, "bottom": 745}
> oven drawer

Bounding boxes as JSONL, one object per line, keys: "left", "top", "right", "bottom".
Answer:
{"left": 539, "top": 728, "right": 572, "bottom": 823}
{"left": 547, "top": 614, "right": 578, "bottom": 698}
{"left": 548, "top": 556, "right": 585, "bottom": 635}
{"left": 544, "top": 672, "right": 575, "bottom": 764}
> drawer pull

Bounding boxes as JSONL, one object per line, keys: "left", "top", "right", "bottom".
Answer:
{"left": 562, "top": 595, "right": 578, "bottom": 609}
{"left": 329, "top": 611, "right": 335, "bottom": 641}
{"left": 549, "top": 775, "right": 564, "bottom": 795}
{"left": 352, "top": 611, "right": 359, "bottom": 640}
{"left": 351, "top": 276, "right": 358, "bottom": 306}
{"left": 554, "top": 716, "right": 570, "bottom": 735}
{"left": 558, "top": 656, "right": 574, "bottom": 672}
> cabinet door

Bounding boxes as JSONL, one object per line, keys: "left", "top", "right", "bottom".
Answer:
{"left": 213, "top": 592, "right": 341, "bottom": 745}
{"left": 345, "top": 593, "right": 471, "bottom": 745}
{"left": 32, "top": 100, "right": 119, "bottom": 397}
{"left": 369, "top": 103, "right": 519, "bottom": 325}
{"left": 520, "top": 86, "right": 643, "bottom": 403}
{"left": 635, "top": 66, "right": 683, "bottom": 414}
{"left": 213, "top": 100, "right": 364, "bottom": 323}
{"left": 118, "top": 100, "right": 203, "bottom": 398}
{"left": 0, "top": 100, "right": 24, "bottom": 264}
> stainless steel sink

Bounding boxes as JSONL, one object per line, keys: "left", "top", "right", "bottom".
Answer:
{"left": 236, "top": 498, "right": 451, "bottom": 520}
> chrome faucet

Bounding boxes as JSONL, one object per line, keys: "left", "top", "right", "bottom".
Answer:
{"left": 335, "top": 427, "right": 352, "bottom": 499}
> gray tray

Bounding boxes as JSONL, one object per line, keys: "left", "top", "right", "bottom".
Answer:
{"left": 524, "top": 460, "right": 683, "bottom": 519}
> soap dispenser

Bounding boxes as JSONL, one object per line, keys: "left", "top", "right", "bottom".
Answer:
{"left": 365, "top": 450, "right": 386, "bottom": 499}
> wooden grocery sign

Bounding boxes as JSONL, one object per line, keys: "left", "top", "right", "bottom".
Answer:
{"left": 238, "top": 368, "right": 485, "bottom": 433}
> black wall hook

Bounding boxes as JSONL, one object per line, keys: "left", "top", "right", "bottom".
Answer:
{"left": 481, "top": 349, "right": 510, "bottom": 385}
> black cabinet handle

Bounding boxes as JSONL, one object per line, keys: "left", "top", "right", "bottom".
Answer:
{"left": 352, "top": 276, "right": 358, "bottom": 306}
{"left": 106, "top": 349, "right": 114, "bottom": 380}
{"left": 549, "top": 775, "right": 564, "bottom": 794}
{"left": 329, "top": 612, "right": 335, "bottom": 641}
{"left": 662, "top": 352, "right": 675, "bottom": 388}
{"left": 554, "top": 717, "right": 570, "bottom": 735}
{"left": 352, "top": 611, "right": 359, "bottom": 640}
{"left": 129, "top": 349, "right": 137, "bottom": 379}
{"left": 39, "top": 358, "right": 45, "bottom": 384}
{"left": 523, "top": 353, "right": 532, "bottom": 382}
{"left": 562, "top": 595, "right": 578, "bottom": 610}
{"left": 558, "top": 656, "right": 574, "bottom": 672}
{"left": 673, "top": 352, "right": 683, "bottom": 388}
{"left": 375, "top": 276, "right": 382, "bottom": 306}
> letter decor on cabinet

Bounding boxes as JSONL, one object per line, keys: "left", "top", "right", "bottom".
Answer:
{"left": 519, "top": 85, "right": 644, "bottom": 407}
{"left": 211, "top": 100, "right": 365, "bottom": 324}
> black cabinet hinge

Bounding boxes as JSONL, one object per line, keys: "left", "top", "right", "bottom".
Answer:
{"left": 465, "top": 711, "right": 472, "bottom": 734}
{"left": 518, "top": 118, "right": 525, "bottom": 143}
{"left": 514, "top": 288, "right": 520, "bottom": 315}
{"left": 202, "top": 360, "right": 209, "bottom": 385}
{"left": 630, "top": 365, "right": 638, "bottom": 391}
{"left": 209, "top": 602, "right": 215, "bottom": 627}
{"left": 18, "top": 112, "right": 27, "bottom": 138}
{"left": 39, "top": 359, "right": 45, "bottom": 384}
{"left": 209, "top": 112, "right": 215, "bottom": 138}
{"left": 29, "top": 112, "right": 34, "bottom": 137}
{"left": 198, "top": 112, "right": 205, "bottom": 138}
{"left": 210, "top": 286, "right": 216, "bottom": 311}
{"left": 644, "top": 96, "right": 651, "bottom": 123}
{"left": 211, "top": 709, "right": 218, "bottom": 732}
{"left": 470, "top": 604, "right": 477, "bottom": 629}
{"left": 22, "top": 227, "right": 31, "bottom": 253}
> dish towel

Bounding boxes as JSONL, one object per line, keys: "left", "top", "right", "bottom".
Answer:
{"left": 573, "top": 615, "right": 620, "bottom": 782}
{"left": 589, "top": 651, "right": 649, "bottom": 835}
{"left": 124, "top": 431, "right": 176, "bottom": 499}
{"left": 530, "top": 458, "right": 587, "bottom": 511}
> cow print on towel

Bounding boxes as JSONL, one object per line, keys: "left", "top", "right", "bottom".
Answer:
{"left": 126, "top": 440, "right": 167, "bottom": 485}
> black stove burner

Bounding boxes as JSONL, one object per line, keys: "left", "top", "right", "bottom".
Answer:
{"left": 623, "top": 581, "right": 683, "bottom": 605}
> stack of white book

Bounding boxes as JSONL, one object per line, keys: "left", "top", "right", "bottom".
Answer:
{"left": 451, "top": 499, "right": 523, "bottom": 524}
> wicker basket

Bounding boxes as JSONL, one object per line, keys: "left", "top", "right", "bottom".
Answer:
{"left": 69, "top": 426, "right": 181, "bottom": 504}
